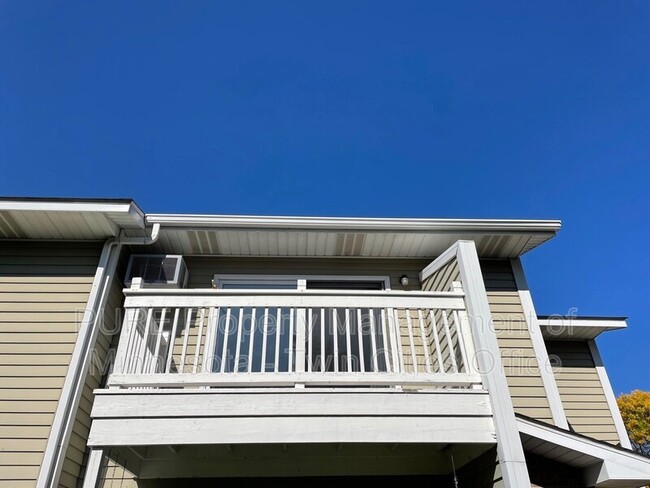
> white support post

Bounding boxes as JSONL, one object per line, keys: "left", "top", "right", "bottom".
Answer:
{"left": 510, "top": 258, "right": 569, "bottom": 429}
{"left": 588, "top": 339, "right": 633, "bottom": 449}
{"left": 81, "top": 449, "right": 104, "bottom": 488}
{"left": 456, "top": 240, "right": 531, "bottom": 488}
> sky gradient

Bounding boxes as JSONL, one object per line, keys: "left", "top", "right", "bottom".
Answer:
{"left": 0, "top": 1, "right": 648, "bottom": 393}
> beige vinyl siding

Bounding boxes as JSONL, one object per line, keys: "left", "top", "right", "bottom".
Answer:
{"left": 417, "top": 259, "right": 464, "bottom": 373}
{"left": 480, "top": 259, "right": 553, "bottom": 422}
{"left": 59, "top": 272, "right": 126, "bottom": 488}
{"left": 398, "top": 307, "right": 464, "bottom": 374}
{"left": 420, "top": 258, "right": 460, "bottom": 292}
{"left": 0, "top": 241, "right": 101, "bottom": 488}
{"left": 545, "top": 340, "right": 619, "bottom": 444}
{"left": 97, "top": 450, "right": 139, "bottom": 488}
{"left": 169, "top": 308, "right": 210, "bottom": 374}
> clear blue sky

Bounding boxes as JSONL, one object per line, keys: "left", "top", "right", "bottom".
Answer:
{"left": 1, "top": 2, "right": 648, "bottom": 393}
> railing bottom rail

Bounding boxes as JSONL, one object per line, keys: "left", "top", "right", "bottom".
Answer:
{"left": 107, "top": 372, "right": 482, "bottom": 389}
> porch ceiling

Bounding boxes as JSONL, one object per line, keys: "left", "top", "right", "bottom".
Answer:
{"left": 105, "top": 442, "right": 495, "bottom": 479}
{"left": 129, "top": 215, "right": 561, "bottom": 258}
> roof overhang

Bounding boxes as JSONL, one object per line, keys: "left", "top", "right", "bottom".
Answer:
{"left": 0, "top": 197, "right": 145, "bottom": 240}
{"left": 538, "top": 316, "right": 627, "bottom": 340}
{"left": 136, "top": 214, "right": 561, "bottom": 258}
{"left": 518, "top": 415, "right": 650, "bottom": 487}
{"left": 0, "top": 198, "right": 561, "bottom": 257}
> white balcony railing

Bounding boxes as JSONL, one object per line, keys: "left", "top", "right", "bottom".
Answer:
{"left": 108, "top": 287, "right": 480, "bottom": 389}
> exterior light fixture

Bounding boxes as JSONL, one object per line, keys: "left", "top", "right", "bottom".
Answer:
{"left": 400, "top": 275, "right": 409, "bottom": 286}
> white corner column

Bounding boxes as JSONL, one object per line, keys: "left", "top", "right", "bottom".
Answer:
{"left": 510, "top": 258, "right": 569, "bottom": 429}
{"left": 456, "top": 241, "right": 531, "bottom": 488}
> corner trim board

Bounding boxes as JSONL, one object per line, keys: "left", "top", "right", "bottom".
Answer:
{"left": 510, "top": 258, "right": 569, "bottom": 429}
{"left": 587, "top": 339, "right": 632, "bottom": 449}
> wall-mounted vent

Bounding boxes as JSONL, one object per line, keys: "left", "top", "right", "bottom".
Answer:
{"left": 125, "top": 254, "right": 188, "bottom": 288}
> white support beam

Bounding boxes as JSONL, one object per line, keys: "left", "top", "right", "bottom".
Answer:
{"left": 91, "top": 390, "right": 492, "bottom": 419}
{"left": 510, "top": 258, "right": 569, "bottom": 429}
{"left": 88, "top": 416, "right": 496, "bottom": 447}
{"left": 456, "top": 241, "right": 531, "bottom": 488}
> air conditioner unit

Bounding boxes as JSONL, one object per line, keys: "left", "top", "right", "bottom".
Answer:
{"left": 124, "top": 254, "right": 188, "bottom": 289}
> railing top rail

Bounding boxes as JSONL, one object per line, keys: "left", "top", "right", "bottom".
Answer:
{"left": 123, "top": 289, "right": 467, "bottom": 310}
{"left": 123, "top": 288, "right": 464, "bottom": 298}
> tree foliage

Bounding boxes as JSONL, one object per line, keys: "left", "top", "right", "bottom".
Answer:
{"left": 617, "top": 390, "right": 650, "bottom": 456}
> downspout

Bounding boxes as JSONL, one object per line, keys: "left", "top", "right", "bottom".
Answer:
{"left": 37, "top": 224, "right": 160, "bottom": 488}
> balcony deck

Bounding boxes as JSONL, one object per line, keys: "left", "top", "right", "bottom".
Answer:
{"left": 89, "top": 286, "right": 494, "bottom": 448}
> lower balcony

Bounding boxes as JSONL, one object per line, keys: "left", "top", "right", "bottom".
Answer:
{"left": 89, "top": 287, "right": 494, "bottom": 449}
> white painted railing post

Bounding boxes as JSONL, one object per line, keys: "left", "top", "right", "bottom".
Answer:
{"left": 388, "top": 307, "right": 403, "bottom": 374}
{"left": 202, "top": 307, "right": 219, "bottom": 373}
{"left": 451, "top": 281, "right": 478, "bottom": 376}
{"left": 111, "top": 307, "right": 137, "bottom": 377}
{"left": 112, "top": 279, "right": 144, "bottom": 379}
{"left": 295, "top": 308, "right": 307, "bottom": 376}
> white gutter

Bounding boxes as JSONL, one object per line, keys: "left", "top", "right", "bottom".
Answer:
{"left": 0, "top": 200, "right": 136, "bottom": 213}
{"left": 147, "top": 214, "right": 562, "bottom": 233}
{"left": 120, "top": 222, "right": 160, "bottom": 245}
{"left": 37, "top": 224, "right": 160, "bottom": 488}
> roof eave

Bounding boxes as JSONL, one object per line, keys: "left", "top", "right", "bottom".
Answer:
{"left": 0, "top": 198, "right": 146, "bottom": 239}
{"left": 538, "top": 316, "right": 627, "bottom": 340}
{"left": 518, "top": 415, "right": 650, "bottom": 487}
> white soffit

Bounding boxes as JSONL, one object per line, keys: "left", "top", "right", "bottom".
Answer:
{"left": 538, "top": 316, "right": 627, "bottom": 340}
{"left": 136, "top": 215, "right": 561, "bottom": 258}
{"left": 0, "top": 198, "right": 145, "bottom": 239}
{"left": 0, "top": 200, "right": 561, "bottom": 258}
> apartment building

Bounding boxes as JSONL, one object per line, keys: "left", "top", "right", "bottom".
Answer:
{"left": 1, "top": 197, "right": 648, "bottom": 488}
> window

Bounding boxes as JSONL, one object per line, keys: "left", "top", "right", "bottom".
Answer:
{"left": 213, "top": 275, "right": 390, "bottom": 291}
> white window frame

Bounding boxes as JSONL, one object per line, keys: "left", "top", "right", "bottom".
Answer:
{"left": 212, "top": 274, "right": 392, "bottom": 291}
